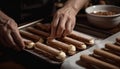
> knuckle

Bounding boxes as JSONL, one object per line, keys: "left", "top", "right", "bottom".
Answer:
{"left": 59, "top": 25, "right": 65, "bottom": 30}
{"left": 66, "top": 28, "right": 71, "bottom": 34}
{"left": 56, "top": 11, "right": 61, "bottom": 15}
{"left": 67, "top": 15, "right": 72, "bottom": 19}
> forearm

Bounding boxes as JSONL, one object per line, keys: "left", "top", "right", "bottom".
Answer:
{"left": 64, "top": 0, "right": 89, "bottom": 15}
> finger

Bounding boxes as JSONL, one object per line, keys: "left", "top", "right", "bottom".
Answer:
{"left": 71, "top": 18, "right": 76, "bottom": 31}
{"left": 1, "top": 26, "right": 13, "bottom": 48}
{"left": 63, "top": 19, "right": 72, "bottom": 37}
{"left": 6, "top": 34, "right": 20, "bottom": 51}
{"left": 11, "top": 29, "right": 25, "bottom": 49}
{"left": 50, "top": 14, "right": 60, "bottom": 38}
{"left": 3, "top": 26, "right": 20, "bottom": 50}
{"left": 4, "top": 30, "right": 17, "bottom": 48}
{"left": 44, "top": 24, "right": 51, "bottom": 31}
{"left": 17, "top": 30, "right": 25, "bottom": 48}
{"left": 56, "top": 15, "right": 67, "bottom": 38}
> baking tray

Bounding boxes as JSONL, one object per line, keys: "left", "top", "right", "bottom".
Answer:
{"left": 18, "top": 19, "right": 111, "bottom": 65}
{"left": 19, "top": 20, "right": 63, "bottom": 64}
{"left": 61, "top": 31, "right": 120, "bottom": 69}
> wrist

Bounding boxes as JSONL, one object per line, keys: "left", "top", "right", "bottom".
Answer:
{"left": 64, "top": 0, "right": 89, "bottom": 15}
{"left": 63, "top": 5, "right": 78, "bottom": 16}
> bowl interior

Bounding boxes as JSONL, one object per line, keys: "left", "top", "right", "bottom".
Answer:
{"left": 86, "top": 5, "right": 120, "bottom": 16}
{"left": 85, "top": 5, "right": 120, "bottom": 29}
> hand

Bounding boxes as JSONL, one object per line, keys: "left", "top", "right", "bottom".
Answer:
{"left": 50, "top": 7, "right": 76, "bottom": 38}
{"left": 0, "top": 19, "right": 25, "bottom": 51}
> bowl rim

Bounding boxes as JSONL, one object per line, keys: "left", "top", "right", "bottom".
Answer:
{"left": 85, "top": 5, "right": 120, "bottom": 17}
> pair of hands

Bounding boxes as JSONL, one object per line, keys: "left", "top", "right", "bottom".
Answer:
{"left": 0, "top": 7, "right": 76, "bottom": 51}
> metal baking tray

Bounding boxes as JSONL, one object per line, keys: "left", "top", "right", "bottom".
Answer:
{"left": 61, "top": 31, "right": 120, "bottom": 69}
{"left": 19, "top": 20, "right": 63, "bottom": 64}
{"left": 18, "top": 19, "right": 111, "bottom": 65}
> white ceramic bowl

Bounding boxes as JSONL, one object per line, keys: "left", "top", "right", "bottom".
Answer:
{"left": 85, "top": 5, "right": 120, "bottom": 29}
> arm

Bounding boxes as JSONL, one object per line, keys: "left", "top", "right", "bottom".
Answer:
{"left": 50, "top": 0, "right": 89, "bottom": 38}
{"left": 0, "top": 10, "right": 24, "bottom": 51}
{"left": 0, "top": 10, "right": 11, "bottom": 23}
{"left": 63, "top": 0, "right": 89, "bottom": 15}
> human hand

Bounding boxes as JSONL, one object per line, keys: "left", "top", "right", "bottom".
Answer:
{"left": 0, "top": 19, "right": 25, "bottom": 51}
{"left": 50, "top": 7, "right": 77, "bottom": 38}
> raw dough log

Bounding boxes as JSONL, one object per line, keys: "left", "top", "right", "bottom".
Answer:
{"left": 26, "top": 27, "right": 49, "bottom": 37}
{"left": 59, "top": 37, "right": 87, "bottom": 50}
{"left": 20, "top": 30, "right": 44, "bottom": 42}
{"left": 68, "top": 31, "right": 95, "bottom": 45}
{"left": 94, "top": 49, "right": 120, "bottom": 63}
{"left": 35, "top": 23, "right": 50, "bottom": 32}
{"left": 47, "top": 39, "right": 76, "bottom": 55}
{"left": 80, "top": 55, "right": 120, "bottom": 69}
{"left": 35, "top": 42, "right": 66, "bottom": 61}
{"left": 105, "top": 43, "right": 120, "bottom": 52}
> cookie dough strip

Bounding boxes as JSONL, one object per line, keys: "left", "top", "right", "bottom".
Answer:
{"left": 47, "top": 39, "right": 76, "bottom": 55}
{"left": 35, "top": 23, "right": 50, "bottom": 32}
{"left": 68, "top": 31, "right": 95, "bottom": 45}
{"left": 91, "top": 54, "right": 120, "bottom": 67}
{"left": 60, "top": 37, "right": 87, "bottom": 50}
{"left": 35, "top": 42, "right": 66, "bottom": 61}
{"left": 34, "top": 47, "right": 55, "bottom": 59}
{"left": 80, "top": 55, "right": 120, "bottom": 69}
{"left": 26, "top": 27, "right": 49, "bottom": 37}
{"left": 94, "top": 49, "right": 120, "bottom": 63}
{"left": 20, "top": 30, "right": 44, "bottom": 42}
{"left": 105, "top": 43, "right": 120, "bottom": 52}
